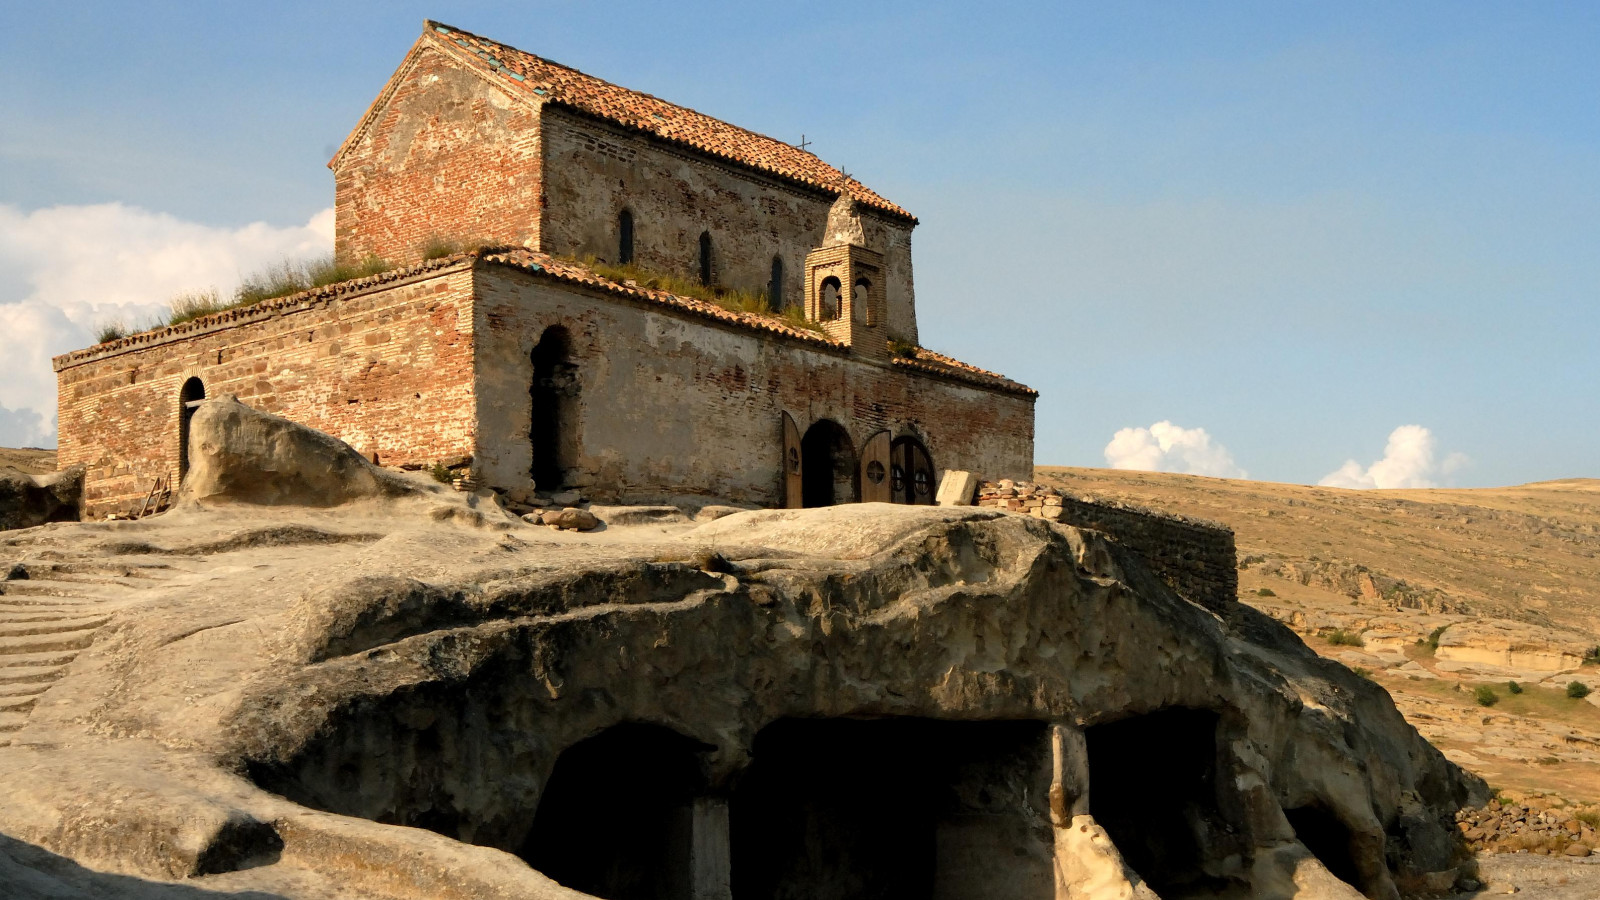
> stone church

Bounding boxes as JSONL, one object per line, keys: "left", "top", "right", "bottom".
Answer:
{"left": 53, "top": 21, "right": 1036, "bottom": 518}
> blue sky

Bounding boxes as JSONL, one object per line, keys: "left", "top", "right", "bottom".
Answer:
{"left": 2, "top": 1, "right": 1596, "bottom": 487}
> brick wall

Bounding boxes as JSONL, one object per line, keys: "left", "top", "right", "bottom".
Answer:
{"left": 55, "top": 267, "right": 477, "bottom": 517}
{"left": 977, "top": 480, "right": 1236, "bottom": 612}
{"left": 332, "top": 43, "right": 543, "bottom": 266}
{"left": 472, "top": 264, "right": 1031, "bottom": 504}
{"left": 538, "top": 108, "right": 920, "bottom": 344}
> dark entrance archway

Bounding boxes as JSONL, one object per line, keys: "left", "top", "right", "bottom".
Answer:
{"left": 800, "top": 419, "right": 856, "bottom": 508}
{"left": 177, "top": 376, "right": 205, "bottom": 482}
{"left": 1086, "top": 708, "right": 1246, "bottom": 898}
{"left": 1284, "top": 804, "right": 1365, "bottom": 892}
{"left": 520, "top": 723, "right": 708, "bottom": 900}
{"left": 890, "top": 436, "right": 935, "bottom": 505}
{"left": 730, "top": 718, "right": 1053, "bottom": 900}
{"left": 530, "top": 326, "right": 579, "bottom": 490}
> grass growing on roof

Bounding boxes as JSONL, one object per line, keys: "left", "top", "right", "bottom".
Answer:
{"left": 567, "top": 255, "right": 824, "bottom": 335}
{"left": 93, "top": 320, "right": 130, "bottom": 344}
{"left": 156, "top": 254, "right": 395, "bottom": 330}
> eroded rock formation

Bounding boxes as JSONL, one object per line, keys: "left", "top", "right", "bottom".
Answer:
{"left": 0, "top": 408, "right": 1486, "bottom": 899}
{"left": 0, "top": 464, "right": 82, "bottom": 531}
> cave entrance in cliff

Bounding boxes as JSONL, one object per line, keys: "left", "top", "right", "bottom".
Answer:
{"left": 1285, "top": 804, "right": 1364, "bottom": 891}
{"left": 520, "top": 723, "right": 709, "bottom": 900}
{"left": 801, "top": 419, "right": 858, "bottom": 507}
{"left": 731, "top": 717, "right": 1054, "bottom": 900}
{"left": 177, "top": 376, "right": 205, "bottom": 482}
{"left": 530, "top": 325, "right": 579, "bottom": 491}
{"left": 1086, "top": 708, "right": 1241, "bottom": 898}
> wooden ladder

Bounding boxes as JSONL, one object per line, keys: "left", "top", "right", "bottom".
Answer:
{"left": 134, "top": 474, "right": 171, "bottom": 519}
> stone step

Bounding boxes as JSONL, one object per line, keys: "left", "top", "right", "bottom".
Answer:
{"left": 0, "top": 710, "right": 28, "bottom": 732}
{"left": 0, "top": 596, "right": 103, "bottom": 610}
{"left": 0, "top": 628, "right": 99, "bottom": 655}
{"left": 0, "top": 581, "right": 98, "bottom": 599}
{"left": 0, "top": 609, "right": 109, "bottom": 623}
{"left": 20, "top": 562, "right": 175, "bottom": 579}
{"left": 0, "top": 662, "right": 70, "bottom": 684}
{"left": 0, "top": 681, "right": 51, "bottom": 699}
{"left": 0, "top": 617, "right": 109, "bottom": 638}
{"left": 0, "top": 648, "right": 77, "bottom": 669}
{"left": 0, "top": 694, "right": 37, "bottom": 713}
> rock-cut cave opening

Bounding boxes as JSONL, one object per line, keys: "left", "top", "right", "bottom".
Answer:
{"left": 1284, "top": 803, "right": 1364, "bottom": 891}
{"left": 519, "top": 722, "right": 710, "bottom": 900}
{"left": 730, "top": 717, "right": 1055, "bottom": 900}
{"left": 1085, "top": 708, "right": 1246, "bottom": 899}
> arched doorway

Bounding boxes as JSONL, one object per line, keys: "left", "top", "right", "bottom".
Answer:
{"left": 177, "top": 376, "right": 205, "bottom": 482}
{"left": 890, "top": 435, "right": 935, "bottom": 505}
{"left": 800, "top": 419, "right": 857, "bottom": 508}
{"left": 520, "top": 723, "right": 708, "bottom": 900}
{"left": 530, "top": 326, "right": 579, "bottom": 490}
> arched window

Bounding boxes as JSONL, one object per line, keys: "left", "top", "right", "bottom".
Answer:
{"left": 819, "top": 277, "right": 842, "bottom": 321}
{"left": 852, "top": 278, "right": 872, "bottom": 325}
{"left": 698, "top": 231, "right": 713, "bottom": 286}
{"left": 618, "top": 210, "right": 634, "bottom": 265}
{"left": 769, "top": 256, "right": 785, "bottom": 312}
{"left": 177, "top": 376, "right": 205, "bottom": 482}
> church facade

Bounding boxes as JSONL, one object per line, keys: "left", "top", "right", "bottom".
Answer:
{"left": 54, "top": 21, "right": 1035, "bottom": 517}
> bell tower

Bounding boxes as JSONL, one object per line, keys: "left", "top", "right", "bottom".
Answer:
{"left": 804, "top": 195, "right": 888, "bottom": 360}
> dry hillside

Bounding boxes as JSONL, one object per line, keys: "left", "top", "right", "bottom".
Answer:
{"left": 1039, "top": 466, "right": 1600, "bottom": 806}
{"left": 0, "top": 448, "right": 55, "bottom": 476}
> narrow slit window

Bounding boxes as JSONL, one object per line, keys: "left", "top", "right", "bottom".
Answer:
{"left": 618, "top": 210, "right": 634, "bottom": 265}
{"left": 699, "top": 231, "right": 713, "bottom": 286}
{"left": 769, "top": 256, "right": 785, "bottom": 311}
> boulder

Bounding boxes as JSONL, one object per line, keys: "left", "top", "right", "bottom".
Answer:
{"left": 540, "top": 507, "right": 599, "bottom": 531}
{"left": 179, "top": 396, "right": 423, "bottom": 507}
{"left": 0, "top": 464, "right": 83, "bottom": 531}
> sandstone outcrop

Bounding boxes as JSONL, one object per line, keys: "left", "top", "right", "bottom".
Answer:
{"left": 180, "top": 396, "right": 425, "bottom": 508}
{"left": 0, "top": 464, "right": 83, "bottom": 531}
{"left": 0, "top": 504, "right": 1485, "bottom": 899}
{"left": 0, "top": 418, "right": 1491, "bottom": 899}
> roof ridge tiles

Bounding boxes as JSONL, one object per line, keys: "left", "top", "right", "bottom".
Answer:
{"left": 417, "top": 21, "right": 913, "bottom": 222}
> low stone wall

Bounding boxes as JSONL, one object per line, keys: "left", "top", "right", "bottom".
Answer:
{"left": 977, "top": 480, "right": 1237, "bottom": 613}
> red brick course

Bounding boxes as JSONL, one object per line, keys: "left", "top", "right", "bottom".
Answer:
{"left": 56, "top": 268, "right": 477, "bottom": 517}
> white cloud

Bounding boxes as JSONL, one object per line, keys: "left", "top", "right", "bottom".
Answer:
{"left": 1104, "top": 420, "right": 1248, "bottom": 479}
{"left": 0, "top": 203, "right": 333, "bottom": 447}
{"left": 1318, "top": 425, "right": 1468, "bottom": 489}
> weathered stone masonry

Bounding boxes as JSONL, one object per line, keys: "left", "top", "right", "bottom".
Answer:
{"left": 55, "top": 264, "right": 477, "bottom": 517}
{"left": 331, "top": 21, "right": 920, "bottom": 343}
{"left": 56, "top": 254, "right": 1034, "bottom": 518}
{"left": 55, "top": 20, "right": 1037, "bottom": 519}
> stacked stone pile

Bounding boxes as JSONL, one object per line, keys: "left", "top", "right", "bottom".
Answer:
{"left": 1456, "top": 803, "right": 1598, "bottom": 856}
{"left": 975, "top": 479, "right": 1065, "bottom": 521}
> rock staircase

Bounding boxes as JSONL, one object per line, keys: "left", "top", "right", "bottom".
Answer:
{"left": 0, "top": 561, "right": 170, "bottom": 746}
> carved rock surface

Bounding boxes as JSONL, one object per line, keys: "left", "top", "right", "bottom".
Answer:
{"left": 0, "top": 495, "right": 1489, "bottom": 899}
{"left": 0, "top": 410, "right": 1495, "bottom": 900}
{"left": 0, "top": 464, "right": 82, "bottom": 531}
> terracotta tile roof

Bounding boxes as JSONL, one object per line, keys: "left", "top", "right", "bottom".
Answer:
{"left": 480, "top": 248, "right": 842, "bottom": 346}
{"left": 412, "top": 21, "right": 914, "bottom": 222}
{"left": 54, "top": 251, "right": 1029, "bottom": 396}
{"left": 893, "top": 347, "right": 1037, "bottom": 397}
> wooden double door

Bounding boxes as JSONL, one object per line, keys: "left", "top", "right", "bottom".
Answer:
{"left": 784, "top": 414, "right": 933, "bottom": 508}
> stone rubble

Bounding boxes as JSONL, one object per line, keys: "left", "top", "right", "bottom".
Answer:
{"left": 1456, "top": 802, "right": 1599, "bottom": 856}
{"left": 975, "top": 479, "right": 1066, "bottom": 521}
